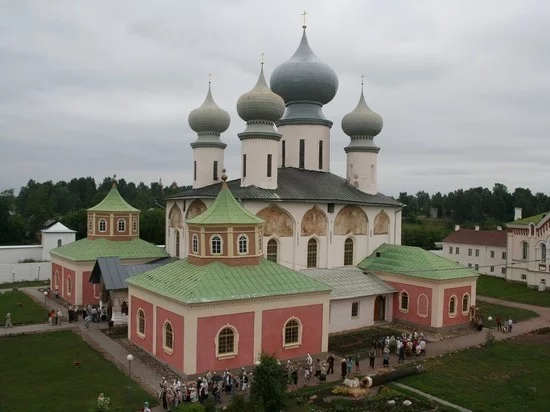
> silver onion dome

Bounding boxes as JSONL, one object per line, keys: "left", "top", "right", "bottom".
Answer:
{"left": 237, "top": 64, "right": 285, "bottom": 123}
{"left": 270, "top": 29, "right": 338, "bottom": 105}
{"left": 188, "top": 84, "right": 230, "bottom": 134}
{"left": 342, "top": 84, "right": 383, "bottom": 137}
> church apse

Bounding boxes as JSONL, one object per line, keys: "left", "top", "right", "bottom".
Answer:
{"left": 334, "top": 205, "right": 368, "bottom": 235}
{"left": 169, "top": 204, "right": 183, "bottom": 228}
{"left": 186, "top": 199, "right": 207, "bottom": 220}
{"left": 301, "top": 206, "right": 328, "bottom": 236}
{"left": 256, "top": 204, "right": 294, "bottom": 237}
{"left": 373, "top": 211, "right": 390, "bottom": 235}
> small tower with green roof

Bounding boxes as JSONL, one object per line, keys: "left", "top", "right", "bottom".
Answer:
{"left": 87, "top": 179, "right": 141, "bottom": 241}
{"left": 186, "top": 171, "right": 266, "bottom": 266}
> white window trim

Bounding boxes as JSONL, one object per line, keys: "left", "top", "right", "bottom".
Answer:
{"left": 98, "top": 218, "right": 107, "bottom": 233}
{"left": 399, "top": 290, "right": 409, "bottom": 313}
{"left": 137, "top": 308, "right": 146, "bottom": 339}
{"left": 416, "top": 293, "right": 429, "bottom": 318}
{"left": 307, "top": 238, "right": 319, "bottom": 268}
{"left": 282, "top": 317, "right": 303, "bottom": 349}
{"left": 344, "top": 237, "right": 354, "bottom": 266}
{"left": 266, "top": 238, "right": 279, "bottom": 262}
{"left": 163, "top": 320, "right": 174, "bottom": 355}
{"left": 351, "top": 301, "right": 360, "bottom": 318}
{"left": 117, "top": 218, "right": 126, "bottom": 233}
{"left": 237, "top": 234, "right": 249, "bottom": 255}
{"left": 66, "top": 276, "right": 72, "bottom": 296}
{"left": 210, "top": 234, "right": 223, "bottom": 255}
{"left": 215, "top": 324, "right": 239, "bottom": 359}
{"left": 192, "top": 234, "right": 199, "bottom": 254}
{"left": 448, "top": 295, "right": 458, "bottom": 318}
{"left": 461, "top": 293, "right": 470, "bottom": 315}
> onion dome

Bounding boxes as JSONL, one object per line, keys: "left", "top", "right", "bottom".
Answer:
{"left": 342, "top": 83, "right": 383, "bottom": 137}
{"left": 188, "top": 83, "right": 230, "bottom": 134}
{"left": 237, "top": 64, "right": 285, "bottom": 123}
{"left": 270, "top": 28, "right": 338, "bottom": 105}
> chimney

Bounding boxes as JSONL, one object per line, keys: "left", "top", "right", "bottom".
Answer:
{"left": 454, "top": 225, "right": 460, "bottom": 231}
{"left": 475, "top": 225, "right": 480, "bottom": 231}
{"left": 497, "top": 226, "right": 502, "bottom": 231}
{"left": 514, "top": 207, "right": 522, "bottom": 221}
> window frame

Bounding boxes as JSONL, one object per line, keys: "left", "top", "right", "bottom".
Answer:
{"left": 417, "top": 293, "right": 429, "bottom": 318}
{"left": 237, "top": 234, "right": 249, "bottom": 255}
{"left": 468, "top": 249, "right": 472, "bottom": 256}
{"left": 117, "top": 218, "right": 126, "bottom": 232}
{"left": 88, "top": 217, "right": 93, "bottom": 233}
{"left": 282, "top": 318, "right": 302, "bottom": 349}
{"left": 462, "top": 293, "right": 470, "bottom": 314}
{"left": 306, "top": 238, "right": 318, "bottom": 268}
{"left": 210, "top": 234, "right": 223, "bottom": 255}
{"left": 137, "top": 309, "right": 146, "bottom": 338}
{"left": 163, "top": 321, "right": 174, "bottom": 354}
{"left": 399, "top": 291, "right": 409, "bottom": 313}
{"left": 343, "top": 238, "right": 354, "bottom": 266}
{"left": 54, "top": 270, "right": 59, "bottom": 289}
{"left": 541, "top": 243, "right": 547, "bottom": 262}
{"left": 490, "top": 250, "right": 495, "bottom": 258}
{"left": 267, "top": 154, "right": 272, "bottom": 177}
{"left": 448, "top": 295, "right": 457, "bottom": 317}
{"left": 455, "top": 247, "right": 460, "bottom": 254}
{"left": 351, "top": 301, "right": 359, "bottom": 318}
{"left": 66, "top": 276, "right": 72, "bottom": 296}
{"left": 98, "top": 218, "right": 107, "bottom": 233}
{"left": 266, "top": 238, "right": 278, "bottom": 262}
{"left": 475, "top": 249, "right": 480, "bottom": 257}
{"left": 216, "top": 325, "right": 238, "bottom": 359}
{"left": 132, "top": 217, "right": 138, "bottom": 233}
{"left": 192, "top": 234, "right": 199, "bottom": 254}
{"left": 522, "top": 242, "right": 529, "bottom": 260}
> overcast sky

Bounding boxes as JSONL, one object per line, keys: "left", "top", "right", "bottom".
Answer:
{"left": 1, "top": 0, "right": 548, "bottom": 197}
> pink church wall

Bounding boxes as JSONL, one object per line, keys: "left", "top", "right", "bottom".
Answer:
{"left": 63, "top": 267, "right": 75, "bottom": 305}
{"left": 443, "top": 285, "right": 472, "bottom": 327}
{"left": 261, "top": 304, "right": 323, "bottom": 359}
{"left": 196, "top": 312, "right": 255, "bottom": 374}
{"left": 385, "top": 280, "right": 433, "bottom": 327}
{"left": 155, "top": 307, "right": 184, "bottom": 371}
{"left": 81, "top": 271, "right": 94, "bottom": 305}
{"left": 130, "top": 295, "right": 154, "bottom": 353}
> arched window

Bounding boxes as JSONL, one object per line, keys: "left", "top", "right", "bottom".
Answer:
{"left": 284, "top": 319, "right": 300, "bottom": 346}
{"left": 54, "top": 270, "right": 59, "bottom": 289}
{"left": 132, "top": 218, "right": 138, "bottom": 232}
{"left": 522, "top": 241, "right": 529, "bottom": 260}
{"left": 541, "top": 244, "right": 547, "bottom": 262}
{"left": 462, "top": 293, "right": 470, "bottom": 314}
{"left": 137, "top": 309, "right": 146, "bottom": 336}
{"left": 88, "top": 217, "right": 93, "bottom": 233}
{"left": 67, "top": 276, "right": 72, "bottom": 296}
{"left": 344, "top": 238, "right": 354, "bottom": 265}
{"left": 175, "top": 230, "right": 180, "bottom": 258}
{"left": 192, "top": 234, "right": 199, "bottom": 254}
{"left": 211, "top": 235, "right": 222, "bottom": 255}
{"left": 258, "top": 232, "right": 263, "bottom": 253}
{"left": 117, "top": 219, "right": 126, "bottom": 232}
{"left": 307, "top": 238, "right": 318, "bottom": 268}
{"left": 400, "top": 291, "right": 409, "bottom": 312}
{"left": 57, "top": 239, "right": 62, "bottom": 247}
{"left": 163, "top": 322, "right": 173, "bottom": 351}
{"left": 266, "top": 239, "right": 278, "bottom": 262}
{"left": 98, "top": 218, "right": 107, "bottom": 232}
{"left": 449, "top": 296, "right": 457, "bottom": 316}
{"left": 217, "top": 327, "right": 235, "bottom": 355}
{"left": 238, "top": 234, "right": 248, "bottom": 254}
{"left": 417, "top": 294, "right": 429, "bottom": 317}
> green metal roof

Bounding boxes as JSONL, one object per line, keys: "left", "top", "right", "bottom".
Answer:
{"left": 509, "top": 211, "right": 549, "bottom": 226}
{"left": 186, "top": 182, "right": 265, "bottom": 226}
{"left": 126, "top": 258, "right": 331, "bottom": 304}
{"left": 50, "top": 238, "right": 168, "bottom": 262}
{"left": 88, "top": 185, "right": 140, "bottom": 212}
{"left": 358, "top": 244, "right": 478, "bottom": 280}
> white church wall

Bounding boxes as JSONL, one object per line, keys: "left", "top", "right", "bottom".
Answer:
{"left": 346, "top": 151, "right": 378, "bottom": 195}
{"left": 277, "top": 124, "right": 330, "bottom": 172}
{"left": 42, "top": 232, "right": 76, "bottom": 261}
{"left": 241, "top": 139, "right": 279, "bottom": 190}
{"left": 193, "top": 146, "right": 225, "bottom": 189}
{"left": 329, "top": 296, "right": 376, "bottom": 333}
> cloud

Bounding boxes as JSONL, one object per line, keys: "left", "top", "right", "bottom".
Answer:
{"left": 0, "top": 0, "right": 548, "bottom": 198}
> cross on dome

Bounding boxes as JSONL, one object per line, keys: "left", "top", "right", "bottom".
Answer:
{"left": 260, "top": 52, "right": 265, "bottom": 65}
{"left": 302, "top": 10, "right": 307, "bottom": 28}
{"left": 208, "top": 73, "right": 212, "bottom": 84}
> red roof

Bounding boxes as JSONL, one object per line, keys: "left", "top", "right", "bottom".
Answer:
{"left": 442, "top": 229, "right": 507, "bottom": 247}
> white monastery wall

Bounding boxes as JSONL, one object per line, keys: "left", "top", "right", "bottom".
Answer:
{"left": 42, "top": 232, "right": 76, "bottom": 261}
{"left": 0, "top": 262, "right": 50, "bottom": 284}
{"left": 0, "top": 245, "right": 43, "bottom": 264}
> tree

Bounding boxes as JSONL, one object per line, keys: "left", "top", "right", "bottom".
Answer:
{"left": 140, "top": 209, "right": 165, "bottom": 245}
{"left": 250, "top": 353, "right": 287, "bottom": 412}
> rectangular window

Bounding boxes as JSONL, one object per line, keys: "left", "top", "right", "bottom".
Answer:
{"left": 267, "top": 154, "right": 272, "bottom": 177}
{"left": 282, "top": 140, "right": 286, "bottom": 168}
{"left": 490, "top": 266, "right": 494, "bottom": 272}
{"left": 213, "top": 161, "right": 218, "bottom": 181}
{"left": 468, "top": 263, "right": 472, "bottom": 268}
{"left": 502, "top": 251, "right": 507, "bottom": 260}
{"left": 475, "top": 264, "right": 479, "bottom": 271}
{"left": 351, "top": 302, "right": 359, "bottom": 318}
{"left": 318, "top": 140, "right": 323, "bottom": 169}
{"left": 299, "top": 139, "right": 305, "bottom": 169}
{"left": 243, "top": 154, "right": 247, "bottom": 178}
{"left": 327, "top": 203, "right": 335, "bottom": 213}
{"left": 501, "top": 267, "right": 507, "bottom": 275}
{"left": 475, "top": 249, "right": 480, "bottom": 257}
{"left": 193, "top": 161, "right": 197, "bottom": 181}
{"left": 449, "top": 247, "right": 453, "bottom": 254}
{"left": 468, "top": 249, "right": 472, "bottom": 256}
{"left": 521, "top": 274, "right": 527, "bottom": 280}
{"left": 455, "top": 247, "right": 460, "bottom": 254}
{"left": 490, "top": 251, "right": 495, "bottom": 258}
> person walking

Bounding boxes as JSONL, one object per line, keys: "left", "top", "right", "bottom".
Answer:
{"left": 508, "top": 318, "right": 513, "bottom": 333}
{"left": 142, "top": 401, "right": 151, "bottom": 412}
{"left": 354, "top": 353, "right": 360, "bottom": 372}
{"left": 340, "top": 358, "right": 347, "bottom": 379}
{"left": 4, "top": 312, "right": 13, "bottom": 328}
{"left": 496, "top": 315, "right": 502, "bottom": 332}
{"left": 368, "top": 346, "right": 376, "bottom": 369}
{"left": 383, "top": 346, "right": 390, "bottom": 368}
{"left": 326, "top": 353, "right": 335, "bottom": 375}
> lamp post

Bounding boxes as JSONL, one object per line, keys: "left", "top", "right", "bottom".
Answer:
{"left": 126, "top": 354, "right": 134, "bottom": 378}
{"left": 38, "top": 265, "right": 41, "bottom": 281}
{"left": 43, "top": 291, "right": 48, "bottom": 321}
{"left": 12, "top": 271, "right": 15, "bottom": 284}
{"left": 486, "top": 316, "right": 495, "bottom": 344}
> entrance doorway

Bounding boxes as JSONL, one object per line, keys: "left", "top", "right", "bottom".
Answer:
{"left": 374, "top": 295, "right": 386, "bottom": 321}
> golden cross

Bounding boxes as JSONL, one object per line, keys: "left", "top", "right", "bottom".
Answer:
{"left": 361, "top": 74, "right": 365, "bottom": 85}
{"left": 261, "top": 52, "right": 265, "bottom": 65}
{"left": 302, "top": 10, "right": 308, "bottom": 27}
{"left": 208, "top": 73, "right": 212, "bottom": 84}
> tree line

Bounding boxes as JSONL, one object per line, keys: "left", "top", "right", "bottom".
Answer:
{"left": 0, "top": 177, "right": 190, "bottom": 246}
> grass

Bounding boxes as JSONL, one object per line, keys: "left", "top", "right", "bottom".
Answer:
{"left": 328, "top": 327, "right": 403, "bottom": 359}
{"left": 476, "top": 300, "right": 539, "bottom": 326}
{"left": 0, "top": 290, "right": 48, "bottom": 325}
{"left": 0, "top": 331, "right": 156, "bottom": 412}
{"left": 477, "top": 275, "right": 550, "bottom": 307}
{"left": 0, "top": 279, "right": 49, "bottom": 290}
{"left": 398, "top": 330, "right": 550, "bottom": 411}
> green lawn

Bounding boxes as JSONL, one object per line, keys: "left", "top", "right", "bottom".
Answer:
{"left": 476, "top": 300, "right": 539, "bottom": 327}
{"left": 477, "top": 275, "right": 550, "bottom": 307}
{"left": 0, "top": 290, "right": 48, "bottom": 325}
{"left": 0, "top": 331, "right": 156, "bottom": 412}
{"left": 0, "top": 279, "right": 50, "bottom": 290}
{"left": 399, "top": 330, "right": 550, "bottom": 411}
